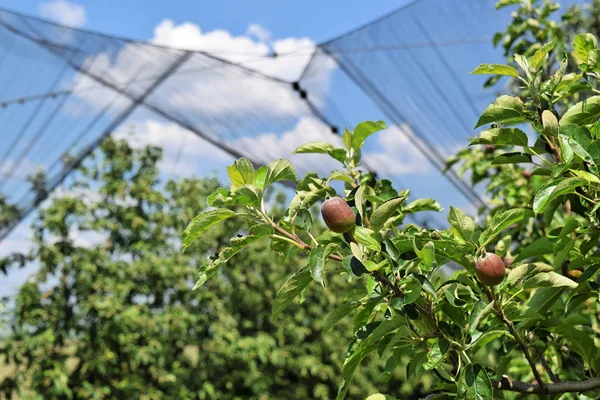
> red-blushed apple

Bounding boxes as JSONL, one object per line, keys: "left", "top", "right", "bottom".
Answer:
{"left": 476, "top": 253, "right": 506, "bottom": 286}
{"left": 321, "top": 197, "right": 355, "bottom": 233}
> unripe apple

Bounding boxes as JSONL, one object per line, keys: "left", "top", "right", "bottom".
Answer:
{"left": 476, "top": 253, "right": 505, "bottom": 286}
{"left": 484, "top": 144, "right": 496, "bottom": 153}
{"left": 321, "top": 197, "right": 355, "bottom": 233}
{"left": 567, "top": 268, "right": 583, "bottom": 279}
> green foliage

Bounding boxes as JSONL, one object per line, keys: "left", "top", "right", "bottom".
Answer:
{"left": 184, "top": 2, "right": 600, "bottom": 398}
{"left": 0, "top": 138, "right": 406, "bottom": 399}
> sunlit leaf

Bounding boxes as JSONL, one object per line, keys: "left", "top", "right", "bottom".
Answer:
{"left": 475, "top": 95, "right": 524, "bottom": 128}
{"left": 182, "top": 209, "right": 235, "bottom": 251}
{"left": 470, "top": 64, "right": 519, "bottom": 78}
{"left": 272, "top": 268, "right": 313, "bottom": 317}
{"left": 351, "top": 120, "right": 387, "bottom": 150}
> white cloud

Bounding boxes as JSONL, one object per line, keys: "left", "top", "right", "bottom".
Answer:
{"left": 151, "top": 20, "right": 319, "bottom": 80}
{"left": 246, "top": 24, "right": 272, "bottom": 44}
{"left": 227, "top": 118, "right": 430, "bottom": 178}
{"left": 71, "top": 20, "right": 335, "bottom": 121}
{"left": 113, "top": 120, "right": 232, "bottom": 176}
{"left": 232, "top": 116, "right": 343, "bottom": 174}
{"left": 39, "top": 0, "right": 86, "bottom": 28}
{"left": 68, "top": 20, "right": 338, "bottom": 181}
{"left": 363, "top": 124, "right": 431, "bottom": 175}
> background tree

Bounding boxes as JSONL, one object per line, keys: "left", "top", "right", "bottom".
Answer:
{"left": 0, "top": 137, "right": 420, "bottom": 399}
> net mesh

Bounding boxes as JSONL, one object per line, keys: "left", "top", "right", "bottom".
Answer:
{"left": 0, "top": 0, "right": 589, "bottom": 243}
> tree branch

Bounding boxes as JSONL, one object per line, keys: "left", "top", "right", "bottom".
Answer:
{"left": 492, "top": 376, "right": 600, "bottom": 394}
{"left": 375, "top": 272, "right": 440, "bottom": 335}
{"left": 263, "top": 213, "right": 343, "bottom": 261}
{"left": 486, "top": 287, "right": 546, "bottom": 391}
{"left": 534, "top": 344, "right": 560, "bottom": 383}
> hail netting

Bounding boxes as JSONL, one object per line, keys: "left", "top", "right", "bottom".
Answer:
{"left": 0, "top": 0, "right": 589, "bottom": 242}
{"left": 302, "top": 0, "right": 589, "bottom": 217}
{"left": 0, "top": 8, "right": 327, "bottom": 241}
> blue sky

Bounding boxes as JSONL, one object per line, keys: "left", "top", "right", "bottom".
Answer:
{"left": 0, "top": 0, "right": 403, "bottom": 45}
{"left": 0, "top": 0, "right": 431, "bottom": 297}
{"left": 0, "top": 0, "right": 514, "bottom": 298}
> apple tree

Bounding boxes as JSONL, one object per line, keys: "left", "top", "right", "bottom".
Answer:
{"left": 183, "top": 7, "right": 600, "bottom": 400}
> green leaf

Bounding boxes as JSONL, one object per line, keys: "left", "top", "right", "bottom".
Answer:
{"left": 414, "top": 241, "right": 435, "bottom": 269}
{"left": 491, "top": 152, "right": 532, "bottom": 165}
{"left": 182, "top": 209, "right": 236, "bottom": 251}
{"left": 560, "top": 125, "right": 595, "bottom": 166}
{"left": 470, "top": 63, "right": 519, "bottom": 78}
{"left": 193, "top": 228, "right": 271, "bottom": 289}
{"left": 342, "top": 342, "right": 377, "bottom": 382}
{"left": 467, "top": 330, "right": 506, "bottom": 355}
{"left": 263, "top": 159, "right": 298, "bottom": 189}
{"left": 342, "top": 316, "right": 402, "bottom": 381}
{"left": 447, "top": 206, "right": 475, "bottom": 242}
{"left": 293, "top": 141, "right": 346, "bottom": 164}
{"left": 528, "top": 38, "right": 557, "bottom": 70}
{"left": 327, "top": 171, "right": 354, "bottom": 185}
{"left": 206, "top": 185, "right": 262, "bottom": 207}
{"left": 401, "top": 276, "right": 422, "bottom": 304}
{"left": 294, "top": 141, "right": 336, "bottom": 154}
{"left": 470, "top": 127, "right": 528, "bottom": 146}
{"left": 354, "top": 227, "right": 381, "bottom": 251}
{"left": 507, "top": 263, "right": 554, "bottom": 286}
{"left": 469, "top": 301, "right": 494, "bottom": 333}
{"left": 354, "top": 185, "right": 367, "bottom": 223}
{"left": 343, "top": 128, "right": 352, "bottom": 150}
{"left": 572, "top": 33, "right": 598, "bottom": 65}
{"left": 553, "top": 324, "right": 598, "bottom": 365}
{"left": 370, "top": 196, "right": 407, "bottom": 230}
{"left": 335, "top": 378, "right": 352, "bottom": 400}
{"left": 323, "top": 301, "right": 360, "bottom": 332}
{"left": 560, "top": 96, "right": 600, "bottom": 126}
{"left": 329, "top": 148, "right": 347, "bottom": 163}
{"left": 459, "top": 363, "right": 493, "bottom": 400}
{"left": 479, "top": 208, "right": 531, "bottom": 246}
{"left": 364, "top": 259, "right": 387, "bottom": 272}
{"left": 232, "top": 185, "right": 261, "bottom": 206}
{"left": 533, "top": 178, "right": 586, "bottom": 213}
{"left": 403, "top": 198, "right": 442, "bottom": 213}
{"left": 495, "top": 0, "right": 520, "bottom": 9}
{"left": 255, "top": 165, "right": 267, "bottom": 190}
{"left": 558, "top": 135, "right": 575, "bottom": 164}
{"left": 514, "top": 54, "right": 530, "bottom": 77}
{"left": 475, "top": 95, "right": 524, "bottom": 128}
{"left": 272, "top": 268, "right": 313, "bottom": 317}
{"left": 226, "top": 158, "right": 255, "bottom": 188}
{"left": 351, "top": 120, "right": 387, "bottom": 150}
{"left": 206, "top": 187, "right": 230, "bottom": 206}
{"left": 541, "top": 110, "right": 559, "bottom": 137}
{"left": 570, "top": 169, "right": 600, "bottom": 184}
{"left": 523, "top": 271, "right": 578, "bottom": 289}
{"left": 527, "top": 287, "right": 564, "bottom": 315}
{"left": 309, "top": 244, "right": 335, "bottom": 287}
{"left": 423, "top": 339, "right": 448, "bottom": 371}
{"left": 514, "top": 238, "right": 555, "bottom": 261}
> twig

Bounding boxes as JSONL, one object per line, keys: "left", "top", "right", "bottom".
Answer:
{"left": 486, "top": 287, "right": 546, "bottom": 392}
{"left": 492, "top": 377, "right": 600, "bottom": 394}
{"left": 263, "top": 210, "right": 441, "bottom": 334}
{"left": 261, "top": 210, "right": 343, "bottom": 261}
{"left": 534, "top": 345, "right": 560, "bottom": 383}
{"left": 375, "top": 272, "right": 440, "bottom": 335}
